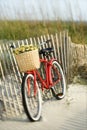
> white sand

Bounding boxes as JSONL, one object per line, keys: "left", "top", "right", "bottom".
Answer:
{"left": 0, "top": 84, "right": 87, "bottom": 130}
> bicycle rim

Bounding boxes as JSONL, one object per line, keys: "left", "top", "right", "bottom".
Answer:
{"left": 22, "top": 74, "right": 42, "bottom": 121}
{"left": 51, "top": 61, "right": 66, "bottom": 99}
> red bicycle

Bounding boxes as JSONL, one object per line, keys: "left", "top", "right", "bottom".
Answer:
{"left": 21, "top": 40, "right": 66, "bottom": 121}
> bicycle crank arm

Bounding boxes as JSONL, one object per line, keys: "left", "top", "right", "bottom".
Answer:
{"left": 51, "top": 87, "right": 57, "bottom": 97}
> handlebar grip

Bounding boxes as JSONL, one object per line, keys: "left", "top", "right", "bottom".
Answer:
{"left": 10, "top": 45, "right": 15, "bottom": 49}
{"left": 46, "top": 39, "right": 52, "bottom": 43}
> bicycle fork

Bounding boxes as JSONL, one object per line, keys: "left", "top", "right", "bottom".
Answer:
{"left": 26, "top": 71, "right": 37, "bottom": 97}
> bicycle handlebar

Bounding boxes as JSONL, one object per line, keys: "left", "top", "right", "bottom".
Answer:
{"left": 10, "top": 39, "right": 52, "bottom": 49}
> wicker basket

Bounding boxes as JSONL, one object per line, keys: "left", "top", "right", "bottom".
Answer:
{"left": 15, "top": 49, "right": 40, "bottom": 72}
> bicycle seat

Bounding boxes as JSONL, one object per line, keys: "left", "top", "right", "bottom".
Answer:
{"left": 39, "top": 48, "right": 54, "bottom": 55}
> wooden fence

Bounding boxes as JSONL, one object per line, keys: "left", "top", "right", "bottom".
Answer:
{"left": 0, "top": 31, "right": 71, "bottom": 119}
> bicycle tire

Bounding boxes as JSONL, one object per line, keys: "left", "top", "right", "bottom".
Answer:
{"left": 21, "top": 73, "right": 42, "bottom": 121}
{"left": 51, "top": 61, "right": 66, "bottom": 100}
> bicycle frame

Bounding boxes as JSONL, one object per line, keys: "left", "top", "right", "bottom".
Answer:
{"left": 26, "top": 58, "right": 61, "bottom": 96}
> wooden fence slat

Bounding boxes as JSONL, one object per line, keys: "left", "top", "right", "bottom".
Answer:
{"left": 55, "top": 33, "right": 60, "bottom": 62}
{"left": 65, "top": 31, "right": 70, "bottom": 83}
{"left": 68, "top": 36, "right": 73, "bottom": 82}
{"left": 43, "top": 35, "right": 51, "bottom": 61}
{"left": 47, "top": 34, "right": 54, "bottom": 58}
{"left": 33, "top": 37, "right": 37, "bottom": 46}
{"left": 2, "top": 89, "right": 8, "bottom": 118}
{"left": 0, "top": 45, "right": 8, "bottom": 76}
{"left": 62, "top": 31, "right": 67, "bottom": 76}
{"left": 59, "top": 32, "right": 65, "bottom": 73}
{"left": 30, "top": 37, "right": 33, "bottom": 44}
{"left": 0, "top": 61, "right": 5, "bottom": 80}
{"left": 25, "top": 39, "right": 29, "bottom": 45}
{"left": 50, "top": 34, "right": 57, "bottom": 59}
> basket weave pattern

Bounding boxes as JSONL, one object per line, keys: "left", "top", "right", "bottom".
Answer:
{"left": 15, "top": 49, "right": 40, "bottom": 72}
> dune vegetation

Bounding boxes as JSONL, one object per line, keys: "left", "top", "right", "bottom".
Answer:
{"left": 0, "top": 20, "right": 87, "bottom": 44}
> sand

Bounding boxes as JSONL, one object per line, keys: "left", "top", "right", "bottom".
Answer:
{"left": 0, "top": 83, "right": 87, "bottom": 130}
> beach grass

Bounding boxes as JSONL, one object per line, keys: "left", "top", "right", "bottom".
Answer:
{"left": 0, "top": 20, "right": 87, "bottom": 44}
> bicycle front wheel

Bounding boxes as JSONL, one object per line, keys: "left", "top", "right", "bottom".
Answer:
{"left": 21, "top": 74, "right": 42, "bottom": 121}
{"left": 51, "top": 61, "right": 66, "bottom": 100}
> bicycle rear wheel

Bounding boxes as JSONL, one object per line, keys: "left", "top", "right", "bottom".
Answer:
{"left": 21, "top": 74, "right": 42, "bottom": 121}
{"left": 51, "top": 61, "right": 66, "bottom": 100}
